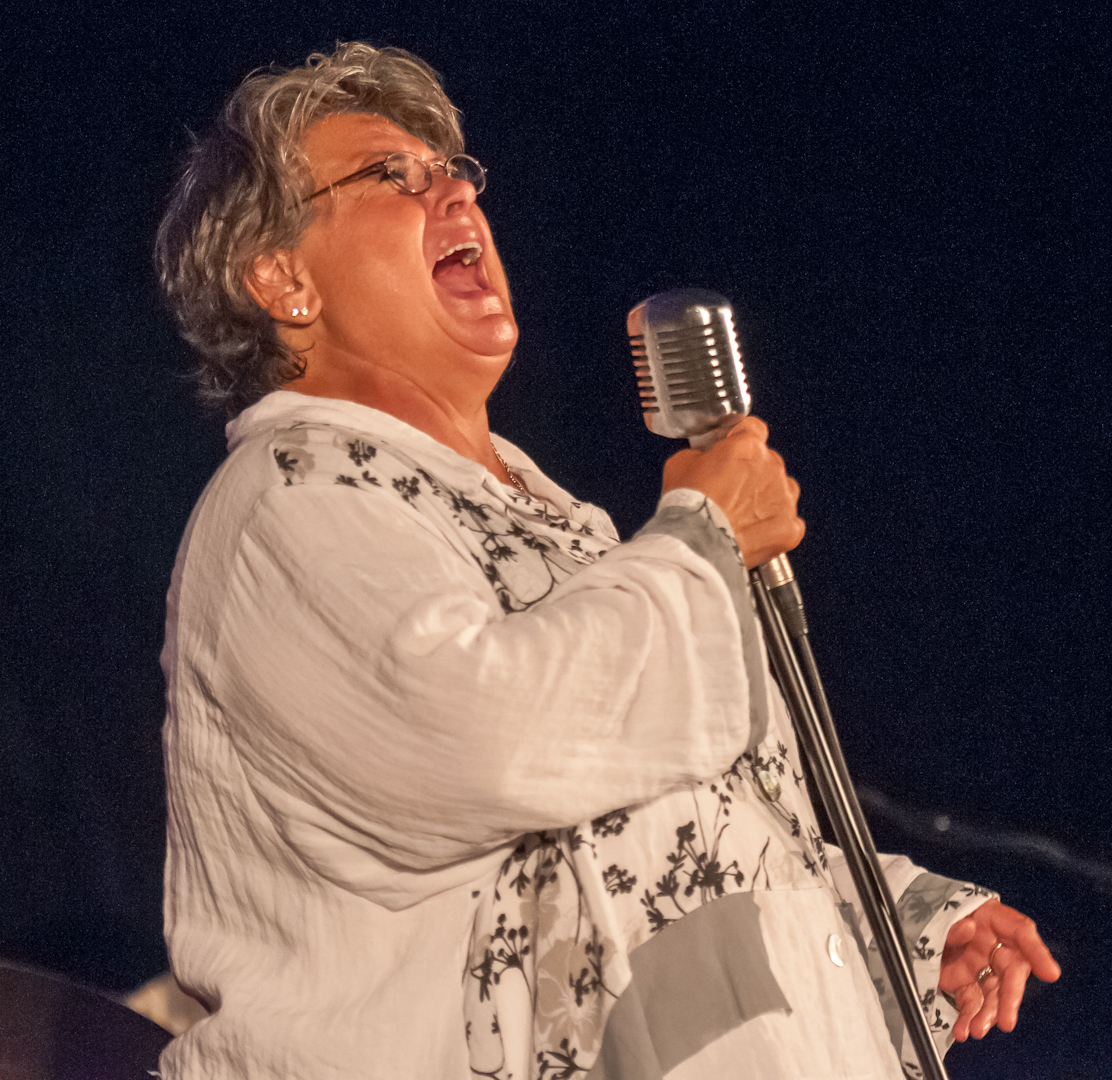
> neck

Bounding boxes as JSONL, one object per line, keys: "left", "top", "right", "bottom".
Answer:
{"left": 290, "top": 357, "right": 513, "bottom": 483}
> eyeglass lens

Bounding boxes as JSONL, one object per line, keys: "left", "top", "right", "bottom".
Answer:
{"left": 385, "top": 153, "right": 485, "bottom": 195}
{"left": 445, "top": 155, "right": 486, "bottom": 193}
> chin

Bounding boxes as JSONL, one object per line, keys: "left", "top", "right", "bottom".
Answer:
{"left": 454, "top": 312, "right": 518, "bottom": 358}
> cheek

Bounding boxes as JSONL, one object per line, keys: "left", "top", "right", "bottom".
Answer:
{"left": 316, "top": 217, "right": 431, "bottom": 316}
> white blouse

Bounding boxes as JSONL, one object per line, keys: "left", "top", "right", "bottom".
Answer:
{"left": 159, "top": 391, "right": 986, "bottom": 1080}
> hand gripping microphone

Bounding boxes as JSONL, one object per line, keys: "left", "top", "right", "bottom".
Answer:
{"left": 627, "top": 289, "right": 805, "bottom": 631}
{"left": 626, "top": 288, "right": 950, "bottom": 1080}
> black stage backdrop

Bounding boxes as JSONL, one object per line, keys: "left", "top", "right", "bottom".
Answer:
{"left": 1, "top": 3, "right": 1108, "bottom": 1077}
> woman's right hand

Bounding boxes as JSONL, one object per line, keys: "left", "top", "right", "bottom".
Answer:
{"left": 661, "top": 416, "right": 805, "bottom": 568}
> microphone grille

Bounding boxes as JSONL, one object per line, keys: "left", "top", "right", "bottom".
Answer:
{"left": 627, "top": 289, "right": 751, "bottom": 441}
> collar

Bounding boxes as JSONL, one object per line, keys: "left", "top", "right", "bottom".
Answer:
{"left": 226, "top": 391, "right": 613, "bottom": 537}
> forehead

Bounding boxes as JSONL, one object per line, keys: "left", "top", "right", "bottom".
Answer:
{"left": 300, "top": 113, "right": 432, "bottom": 179}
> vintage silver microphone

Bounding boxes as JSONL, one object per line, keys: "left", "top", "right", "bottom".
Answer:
{"left": 628, "top": 289, "right": 750, "bottom": 447}
{"left": 627, "top": 288, "right": 950, "bottom": 1080}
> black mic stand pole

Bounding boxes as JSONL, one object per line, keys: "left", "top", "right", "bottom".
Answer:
{"left": 627, "top": 285, "right": 947, "bottom": 1076}
{"left": 750, "top": 554, "right": 950, "bottom": 1080}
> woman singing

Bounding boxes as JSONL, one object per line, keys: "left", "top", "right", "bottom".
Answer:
{"left": 155, "top": 41, "right": 1058, "bottom": 1080}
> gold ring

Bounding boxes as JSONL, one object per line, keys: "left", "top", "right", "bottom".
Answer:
{"left": 976, "top": 942, "right": 1004, "bottom": 984}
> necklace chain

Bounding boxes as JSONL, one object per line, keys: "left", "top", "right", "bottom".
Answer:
{"left": 491, "top": 443, "right": 527, "bottom": 494}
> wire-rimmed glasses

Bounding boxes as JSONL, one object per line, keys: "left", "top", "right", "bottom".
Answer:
{"left": 307, "top": 151, "right": 486, "bottom": 201}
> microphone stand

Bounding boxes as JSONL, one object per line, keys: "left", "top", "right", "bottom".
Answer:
{"left": 627, "top": 285, "right": 947, "bottom": 1075}
{"left": 750, "top": 554, "right": 950, "bottom": 1080}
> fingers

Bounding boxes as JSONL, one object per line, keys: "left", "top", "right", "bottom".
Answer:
{"left": 995, "top": 948, "right": 1032, "bottom": 1032}
{"left": 737, "top": 514, "right": 806, "bottom": 569}
{"left": 951, "top": 981, "right": 983, "bottom": 1042}
{"left": 953, "top": 979, "right": 1006, "bottom": 1041}
{"left": 722, "top": 414, "right": 769, "bottom": 444}
{"left": 944, "top": 916, "right": 977, "bottom": 950}
{"left": 969, "top": 982, "right": 1000, "bottom": 1039}
{"left": 659, "top": 416, "right": 804, "bottom": 563}
{"left": 940, "top": 899, "right": 1060, "bottom": 1045}
{"left": 984, "top": 902, "right": 1061, "bottom": 983}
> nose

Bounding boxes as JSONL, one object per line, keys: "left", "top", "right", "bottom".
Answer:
{"left": 425, "top": 169, "right": 478, "bottom": 218}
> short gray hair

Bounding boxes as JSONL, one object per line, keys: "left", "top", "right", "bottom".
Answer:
{"left": 155, "top": 42, "right": 465, "bottom": 416}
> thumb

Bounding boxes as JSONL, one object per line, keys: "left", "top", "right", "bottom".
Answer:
{"left": 946, "top": 917, "right": 978, "bottom": 948}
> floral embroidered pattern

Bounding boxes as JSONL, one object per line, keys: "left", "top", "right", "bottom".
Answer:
{"left": 283, "top": 429, "right": 612, "bottom": 617}
{"left": 271, "top": 427, "right": 315, "bottom": 486}
{"left": 590, "top": 810, "right": 629, "bottom": 838}
{"left": 264, "top": 421, "right": 980, "bottom": 1078}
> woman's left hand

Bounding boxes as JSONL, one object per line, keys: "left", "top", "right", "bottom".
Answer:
{"left": 939, "top": 898, "right": 1061, "bottom": 1041}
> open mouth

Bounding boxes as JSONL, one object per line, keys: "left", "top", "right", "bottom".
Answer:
{"left": 432, "top": 241, "right": 489, "bottom": 295}
{"left": 436, "top": 241, "right": 483, "bottom": 267}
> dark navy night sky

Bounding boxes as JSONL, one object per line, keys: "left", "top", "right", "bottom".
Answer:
{"left": 2, "top": 2, "right": 1108, "bottom": 1075}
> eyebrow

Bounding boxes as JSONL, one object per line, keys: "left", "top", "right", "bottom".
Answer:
{"left": 332, "top": 148, "right": 390, "bottom": 174}
{"left": 344, "top": 144, "right": 441, "bottom": 167}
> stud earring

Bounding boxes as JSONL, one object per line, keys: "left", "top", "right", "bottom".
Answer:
{"left": 291, "top": 307, "right": 308, "bottom": 317}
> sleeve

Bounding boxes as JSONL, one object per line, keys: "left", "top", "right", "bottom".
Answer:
{"left": 212, "top": 482, "right": 753, "bottom": 879}
{"left": 646, "top": 491, "right": 1000, "bottom": 1065}
{"left": 637, "top": 488, "right": 771, "bottom": 749}
{"left": 827, "top": 850, "right": 997, "bottom": 1062}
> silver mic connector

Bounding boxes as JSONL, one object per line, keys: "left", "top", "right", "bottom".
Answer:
{"left": 627, "top": 288, "right": 751, "bottom": 448}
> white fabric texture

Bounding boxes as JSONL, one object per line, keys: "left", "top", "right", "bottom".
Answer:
{"left": 159, "top": 390, "right": 981, "bottom": 1080}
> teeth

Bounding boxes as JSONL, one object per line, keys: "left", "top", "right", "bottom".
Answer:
{"left": 437, "top": 241, "right": 483, "bottom": 266}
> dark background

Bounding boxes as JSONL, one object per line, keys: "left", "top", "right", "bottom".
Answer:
{"left": 2, "top": 1, "right": 1108, "bottom": 1076}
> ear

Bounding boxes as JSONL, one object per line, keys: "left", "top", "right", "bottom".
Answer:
{"left": 244, "top": 250, "right": 320, "bottom": 324}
